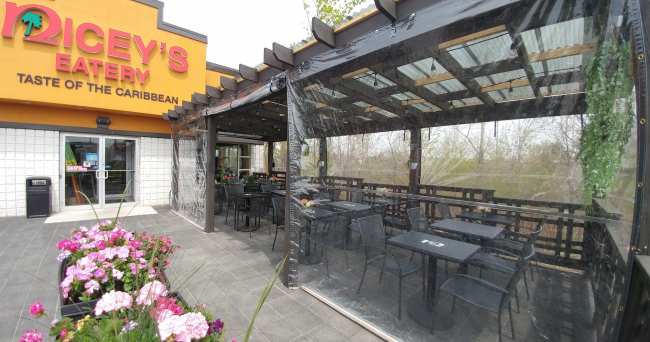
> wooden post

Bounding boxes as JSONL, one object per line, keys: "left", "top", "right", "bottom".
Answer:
{"left": 408, "top": 128, "right": 422, "bottom": 207}
{"left": 205, "top": 116, "right": 217, "bottom": 233}
{"left": 267, "top": 142, "right": 274, "bottom": 176}
{"left": 318, "top": 137, "right": 327, "bottom": 180}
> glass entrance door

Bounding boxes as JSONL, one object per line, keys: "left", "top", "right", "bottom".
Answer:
{"left": 62, "top": 135, "right": 137, "bottom": 209}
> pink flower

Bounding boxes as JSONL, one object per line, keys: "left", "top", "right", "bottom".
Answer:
{"left": 153, "top": 297, "right": 184, "bottom": 322}
{"left": 59, "top": 329, "right": 68, "bottom": 340}
{"left": 183, "top": 312, "right": 209, "bottom": 340}
{"left": 84, "top": 280, "right": 100, "bottom": 295}
{"left": 94, "top": 291, "right": 133, "bottom": 316}
{"left": 19, "top": 330, "right": 42, "bottom": 342}
{"left": 96, "top": 240, "right": 106, "bottom": 250}
{"left": 129, "top": 240, "right": 142, "bottom": 249}
{"left": 28, "top": 301, "right": 45, "bottom": 318}
{"left": 116, "top": 246, "right": 130, "bottom": 260}
{"left": 129, "top": 263, "right": 138, "bottom": 275}
{"left": 136, "top": 280, "right": 168, "bottom": 306}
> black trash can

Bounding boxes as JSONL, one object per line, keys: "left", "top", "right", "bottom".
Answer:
{"left": 26, "top": 177, "right": 51, "bottom": 218}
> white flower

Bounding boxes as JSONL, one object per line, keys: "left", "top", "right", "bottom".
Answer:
{"left": 158, "top": 314, "right": 188, "bottom": 341}
{"left": 94, "top": 291, "right": 133, "bottom": 316}
{"left": 136, "top": 280, "right": 168, "bottom": 306}
{"left": 182, "top": 312, "right": 209, "bottom": 340}
{"left": 112, "top": 268, "right": 124, "bottom": 280}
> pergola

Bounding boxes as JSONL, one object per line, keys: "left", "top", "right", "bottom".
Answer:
{"left": 166, "top": 0, "right": 650, "bottom": 340}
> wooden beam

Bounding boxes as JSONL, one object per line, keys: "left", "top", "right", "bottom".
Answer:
{"left": 509, "top": 32, "right": 543, "bottom": 100}
{"left": 414, "top": 72, "right": 455, "bottom": 87}
{"left": 191, "top": 93, "right": 208, "bottom": 105}
{"left": 375, "top": 0, "right": 397, "bottom": 22}
{"left": 311, "top": 17, "right": 335, "bottom": 48}
{"left": 528, "top": 43, "right": 596, "bottom": 62}
{"left": 182, "top": 101, "right": 195, "bottom": 111}
{"left": 206, "top": 86, "right": 221, "bottom": 99}
{"left": 341, "top": 67, "right": 371, "bottom": 80}
{"left": 272, "top": 42, "right": 295, "bottom": 66}
{"left": 481, "top": 78, "right": 530, "bottom": 93}
{"left": 205, "top": 115, "right": 217, "bottom": 233}
{"left": 220, "top": 76, "right": 238, "bottom": 91}
{"left": 373, "top": 66, "right": 450, "bottom": 111}
{"left": 438, "top": 25, "right": 506, "bottom": 49}
{"left": 263, "top": 48, "right": 288, "bottom": 70}
{"left": 239, "top": 64, "right": 259, "bottom": 82}
{"left": 435, "top": 50, "right": 496, "bottom": 107}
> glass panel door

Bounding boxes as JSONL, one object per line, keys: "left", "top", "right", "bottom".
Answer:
{"left": 64, "top": 136, "right": 100, "bottom": 206}
{"left": 104, "top": 139, "right": 136, "bottom": 204}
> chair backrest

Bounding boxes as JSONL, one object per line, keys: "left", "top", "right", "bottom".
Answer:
{"left": 271, "top": 197, "right": 285, "bottom": 224}
{"left": 225, "top": 183, "right": 244, "bottom": 197}
{"left": 328, "top": 189, "right": 341, "bottom": 201}
{"left": 437, "top": 203, "right": 452, "bottom": 219}
{"left": 350, "top": 190, "right": 364, "bottom": 203}
{"left": 503, "top": 246, "right": 536, "bottom": 305}
{"left": 407, "top": 207, "right": 427, "bottom": 232}
{"left": 530, "top": 219, "right": 545, "bottom": 242}
{"left": 249, "top": 197, "right": 266, "bottom": 215}
{"left": 352, "top": 214, "right": 386, "bottom": 259}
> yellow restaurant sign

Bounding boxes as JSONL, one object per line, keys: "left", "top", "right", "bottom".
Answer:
{"left": 0, "top": 0, "right": 208, "bottom": 116}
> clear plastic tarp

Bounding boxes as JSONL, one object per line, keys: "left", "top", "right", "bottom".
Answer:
{"left": 286, "top": 0, "right": 638, "bottom": 341}
{"left": 171, "top": 117, "right": 208, "bottom": 228}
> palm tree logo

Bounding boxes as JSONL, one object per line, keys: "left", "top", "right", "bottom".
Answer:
{"left": 21, "top": 10, "right": 42, "bottom": 37}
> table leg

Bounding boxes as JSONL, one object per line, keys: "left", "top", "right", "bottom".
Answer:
{"left": 406, "top": 254, "right": 453, "bottom": 330}
{"left": 426, "top": 255, "right": 438, "bottom": 310}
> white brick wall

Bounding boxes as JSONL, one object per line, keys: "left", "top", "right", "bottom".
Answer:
{"left": 139, "top": 137, "right": 172, "bottom": 206}
{"left": 0, "top": 128, "right": 60, "bottom": 217}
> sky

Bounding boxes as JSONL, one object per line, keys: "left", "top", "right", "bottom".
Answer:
{"left": 160, "top": 0, "right": 373, "bottom": 69}
{"left": 160, "top": 0, "right": 313, "bottom": 69}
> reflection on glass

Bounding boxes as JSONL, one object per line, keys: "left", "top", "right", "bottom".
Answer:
{"left": 64, "top": 136, "right": 99, "bottom": 205}
{"left": 105, "top": 139, "right": 136, "bottom": 203}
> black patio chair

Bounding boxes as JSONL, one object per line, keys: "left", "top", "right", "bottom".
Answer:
{"left": 224, "top": 184, "right": 244, "bottom": 225}
{"left": 437, "top": 202, "right": 453, "bottom": 219}
{"left": 271, "top": 196, "right": 285, "bottom": 251}
{"left": 244, "top": 197, "right": 267, "bottom": 238}
{"left": 439, "top": 246, "right": 536, "bottom": 341}
{"left": 353, "top": 214, "right": 421, "bottom": 319}
{"left": 468, "top": 220, "right": 545, "bottom": 298}
{"left": 350, "top": 190, "right": 365, "bottom": 203}
{"left": 311, "top": 214, "right": 349, "bottom": 277}
{"left": 488, "top": 220, "right": 545, "bottom": 280}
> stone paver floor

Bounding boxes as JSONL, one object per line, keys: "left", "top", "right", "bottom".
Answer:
{"left": 0, "top": 207, "right": 382, "bottom": 342}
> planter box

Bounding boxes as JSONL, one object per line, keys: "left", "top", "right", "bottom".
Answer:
{"left": 58, "top": 259, "right": 182, "bottom": 319}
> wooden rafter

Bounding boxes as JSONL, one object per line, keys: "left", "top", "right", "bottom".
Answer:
{"left": 528, "top": 43, "right": 596, "bottom": 62}
{"left": 438, "top": 25, "right": 507, "bottom": 49}
{"left": 481, "top": 78, "right": 530, "bottom": 93}
{"left": 435, "top": 50, "right": 496, "bottom": 107}
{"left": 413, "top": 73, "right": 455, "bottom": 87}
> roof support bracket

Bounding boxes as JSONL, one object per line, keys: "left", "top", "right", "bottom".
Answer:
{"left": 273, "top": 42, "right": 294, "bottom": 66}
{"left": 239, "top": 64, "right": 259, "bottom": 82}
{"left": 375, "top": 0, "right": 397, "bottom": 22}
{"left": 311, "top": 17, "right": 335, "bottom": 48}
{"left": 220, "top": 76, "right": 238, "bottom": 92}
{"left": 264, "top": 48, "right": 289, "bottom": 70}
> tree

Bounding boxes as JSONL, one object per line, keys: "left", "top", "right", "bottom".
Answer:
{"left": 304, "top": 0, "right": 367, "bottom": 26}
{"left": 21, "top": 11, "right": 42, "bottom": 37}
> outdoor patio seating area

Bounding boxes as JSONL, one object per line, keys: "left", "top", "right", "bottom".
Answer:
{"left": 163, "top": 0, "right": 650, "bottom": 341}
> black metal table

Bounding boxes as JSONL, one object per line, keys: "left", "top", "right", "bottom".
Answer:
{"left": 457, "top": 211, "right": 516, "bottom": 227}
{"left": 271, "top": 189, "right": 287, "bottom": 197}
{"left": 233, "top": 192, "right": 269, "bottom": 232}
{"left": 431, "top": 219, "right": 504, "bottom": 242}
{"left": 325, "top": 201, "right": 372, "bottom": 212}
{"left": 388, "top": 231, "right": 480, "bottom": 330}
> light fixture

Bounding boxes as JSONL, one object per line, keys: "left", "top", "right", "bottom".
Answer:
{"left": 430, "top": 60, "right": 437, "bottom": 74}
{"left": 494, "top": 121, "right": 498, "bottom": 138}
{"left": 373, "top": 73, "right": 378, "bottom": 87}
{"left": 508, "top": 80, "right": 514, "bottom": 94}
{"left": 428, "top": 127, "right": 431, "bottom": 140}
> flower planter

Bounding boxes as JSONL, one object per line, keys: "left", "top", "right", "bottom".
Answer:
{"left": 58, "top": 259, "right": 182, "bottom": 320}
